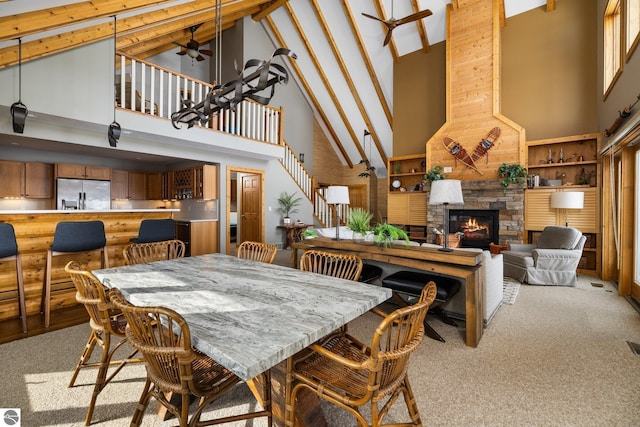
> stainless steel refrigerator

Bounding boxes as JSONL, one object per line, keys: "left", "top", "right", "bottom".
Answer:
{"left": 56, "top": 178, "right": 111, "bottom": 210}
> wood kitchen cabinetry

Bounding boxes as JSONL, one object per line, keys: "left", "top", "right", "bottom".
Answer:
{"left": 170, "top": 164, "right": 218, "bottom": 200}
{"left": 387, "top": 154, "right": 428, "bottom": 241}
{"left": 146, "top": 172, "right": 168, "bottom": 200}
{"left": 0, "top": 160, "right": 53, "bottom": 198}
{"left": 174, "top": 220, "right": 218, "bottom": 256}
{"left": 111, "top": 170, "right": 146, "bottom": 200}
{"left": 56, "top": 163, "right": 111, "bottom": 180}
{"left": 524, "top": 133, "right": 601, "bottom": 276}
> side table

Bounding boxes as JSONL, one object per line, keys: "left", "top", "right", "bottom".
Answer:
{"left": 277, "top": 224, "right": 309, "bottom": 249}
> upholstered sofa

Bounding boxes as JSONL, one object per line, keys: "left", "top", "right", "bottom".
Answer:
{"left": 502, "top": 225, "right": 586, "bottom": 286}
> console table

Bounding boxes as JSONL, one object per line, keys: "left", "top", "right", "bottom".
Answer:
{"left": 277, "top": 223, "right": 309, "bottom": 249}
{"left": 291, "top": 238, "right": 485, "bottom": 348}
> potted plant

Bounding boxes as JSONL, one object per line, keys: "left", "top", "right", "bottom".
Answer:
{"left": 498, "top": 163, "right": 527, "bottom": 193}
{"left": 302, "top": 229, "right": 318, "bottom": 240}
{"left": 277, "top": 191, "right": 303, "bottom": 224}
{"left": 346, "top": 208, "right": 373, "bottom": 242}
{"left": 424, "top": 165, "right": 445, "bottom": 184}
{"left": 372, "top": 223, "right": 410, "bottom": 248}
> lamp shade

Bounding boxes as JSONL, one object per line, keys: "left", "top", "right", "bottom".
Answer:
{"left": 326, "top": 186, "right": 350, "bottom": 205}
{"left": 550, "top": 192, "right": 584, "bottom": 209}
{"left": 429, "top": 179, "right": 464, "bottom": 205}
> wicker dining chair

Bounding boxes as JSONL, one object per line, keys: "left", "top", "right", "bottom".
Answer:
{"left": 109, "top": 288, "right": 272, "bottom": 427}
{"left": 64, "top": 261, "right": 142, "bottom": 426}
{"left": 299, "top": 249, "right": 363, "bottom": 281}
{"left": 285, "top": 282, "right": 437, "bottom": 427}
{"left": 123, "top": 239, "right": 186, "bottom": 265}
{"left": 237, "top": 240, "right": 278, "bottom": 264}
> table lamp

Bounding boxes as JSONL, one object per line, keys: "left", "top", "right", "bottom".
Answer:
{"left": 326, "top": 186, "right": 350, "bottom": 241}
{"left": 429, "top": 179, "right": 464, "bottom": 252}
{"left": 550, "top": 191, "right": 584, "bottom": 226}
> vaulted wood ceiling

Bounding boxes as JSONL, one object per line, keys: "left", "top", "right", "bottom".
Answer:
{"left": 0, "top": 0, "right": 554, "bottom": 175}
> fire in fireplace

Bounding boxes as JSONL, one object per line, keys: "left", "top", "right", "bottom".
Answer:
{"left": 448, "top": 209, "right": 499, "bottom": 249}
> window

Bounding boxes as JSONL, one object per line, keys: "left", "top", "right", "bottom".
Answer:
{"left": 627, "top": 0, "right": 640, "bottom": 59}
{"left": 604, "top": 0, "right": 622, "bottom": 98}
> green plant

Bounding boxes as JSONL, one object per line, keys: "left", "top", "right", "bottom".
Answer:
{"left": 277, "top": 191, "right": 303, "bottom": 218}
{"left": 302, "top": 229, "right": 318, "bottom": 238}
{"left": 372, "top": 223, "right": 409, "bottom": 248}
{"left": 424, "top": 165, "right": 445, "bottom": 184}
{"left": 498, "top": 163, "right": 527, "bottom": 192}
{"left": 346, "top": 208, "right": 373, "bottom": 234}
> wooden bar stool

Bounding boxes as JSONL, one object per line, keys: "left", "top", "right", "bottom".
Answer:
{"left": 41, "top": 221, "right": 108, "bottom": 328}
{"left": 0, "top": 223, "right": 28, "bottom": 333}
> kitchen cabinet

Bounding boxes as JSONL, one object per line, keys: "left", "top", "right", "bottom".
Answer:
{"left": 0, "top": 160, "right": 53, "bottom": 198}
{"left": 111, "top": 170, "right": 146, "bottom": 200}
{"left": 175, "top": 220, "right": 218, "bottom": 256}
{"left": 524, "top": 133, "right": 601, "bottom": 276}
{"left": 170, "top": 164, "right": 218, "bottom": 200}
{"left": 56, "top": 163, "right": 111, "bottom": 180}
{"left": 146, "top": 172, "right": 168, "bottom": 200}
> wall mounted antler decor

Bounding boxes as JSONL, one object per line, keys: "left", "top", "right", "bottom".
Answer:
{"left": 442, "top": 127, "right": 501, "bottom": 174}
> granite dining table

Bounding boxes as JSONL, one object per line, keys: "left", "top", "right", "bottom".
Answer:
{"left": 93, "top": 253, "right": 391, "bottom": 426}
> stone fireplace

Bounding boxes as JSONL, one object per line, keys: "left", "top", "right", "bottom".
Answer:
{"left": 449, "top": 209, "right": 499, "bottom": 249}
{"left": 427, "top": 180, "right": 524, "bottom": 247}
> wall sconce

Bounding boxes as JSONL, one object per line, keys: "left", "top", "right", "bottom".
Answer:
{"left": 299, "top": 153, "right": 304, "bottom": 164}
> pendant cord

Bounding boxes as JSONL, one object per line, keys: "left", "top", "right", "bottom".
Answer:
{"left": 17, "top": 38, "right": 22, "bottom": 102}
{"left": 113, "top": 16, "right": 117, "bottom": 122}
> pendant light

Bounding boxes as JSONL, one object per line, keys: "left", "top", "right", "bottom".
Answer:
{"left": 107, "top": 16, "right": 121, "bottom": 147}
{"left": 10, "top": 38, "right": 28, "bottom": 134}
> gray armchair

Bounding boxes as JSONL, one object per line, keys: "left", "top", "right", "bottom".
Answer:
{"left": 502, "top": 226, "right": 586, "bottom": 286}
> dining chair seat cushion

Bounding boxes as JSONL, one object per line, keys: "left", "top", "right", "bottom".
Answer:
{"left": 51, "top": 221, "right": 106, "bottom": 252}
{"left": 382, "top": 271, "right": 460, "bottom": 303}
{"left": 0, "top": 223, "right": 19, "bottom": 258}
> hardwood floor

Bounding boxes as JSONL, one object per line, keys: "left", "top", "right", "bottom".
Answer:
{"left": 0, "top": 304, "right": 89, "bottom": 345}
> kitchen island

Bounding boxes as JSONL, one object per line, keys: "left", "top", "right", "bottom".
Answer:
{"left": 0, "top": 209, "right": 178, "bottom": 324}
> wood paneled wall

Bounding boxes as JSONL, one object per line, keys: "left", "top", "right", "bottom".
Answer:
{"left": 0, "top": 211, "right": 173, "bottom": 322}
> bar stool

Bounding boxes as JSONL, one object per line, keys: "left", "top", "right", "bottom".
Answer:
{"left": 0, "top": 223, "right": 27, "bottom": 333}
{"left": 130, "top": 219, "right": 175, "bottom": 243}
{"left": 42, "top": 221, "right": 108, "bottom": 328}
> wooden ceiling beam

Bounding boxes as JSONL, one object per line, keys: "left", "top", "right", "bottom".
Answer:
{"left": 411, "top": 0, "right": 431, "bottom": 53}
{"left": 310, "top": 0, "right": 387, "bottom": 166}
{"left": 284, "top": 2, "right": 363, "bottom": 167}
{"left": 0, "top": 0, "right": 269, "bottom": 69}
{"left": 341, "top": 0, "right": 392, "bottom": 128}
{"left": 252, "top": 0, "right": 290, "bottom": 21}
{"left": 0, "top": 0, "right": 174, "bottom": 42}
{"left": 547, "top": 0, "right": 556, "bottom": 12}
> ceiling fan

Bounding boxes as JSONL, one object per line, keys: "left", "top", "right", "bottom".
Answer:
{"left": 173, "top": 24, "right": 213, "bottom": 61}
{"left": 362, "top": 3, "right": 432, "bottom": 46}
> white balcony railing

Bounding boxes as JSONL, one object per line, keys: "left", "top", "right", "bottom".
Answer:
{"left": 115, "top": 53, "right": 283, "bottom": 145}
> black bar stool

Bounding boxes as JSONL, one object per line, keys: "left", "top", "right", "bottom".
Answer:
{"left": 130, "top": 219, "right": 175, "bottom": 243}
{"left": 0, "top": 223, "right": 27, "bottom": 333}
{"left": 41, "top": 221, "right": 108, "bottom": 328}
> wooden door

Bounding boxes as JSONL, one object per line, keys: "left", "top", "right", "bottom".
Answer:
{"left": 240, "top": 174, "right": 261, "bottom": 243}
{"left": 348, "top": 185, "right": 367, "bottom": 210}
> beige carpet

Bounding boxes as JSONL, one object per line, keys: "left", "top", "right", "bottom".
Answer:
{"left": 1, "top": 264, "right": 639, "bottom": 426}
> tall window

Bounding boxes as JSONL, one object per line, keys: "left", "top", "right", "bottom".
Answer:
{"left": 627, "top": 0, "right": 640, "bottom": 59}
{"left": 604, "top": 0, "right": 622, "bottom": 98}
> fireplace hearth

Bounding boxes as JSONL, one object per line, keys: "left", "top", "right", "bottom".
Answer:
{"left": 449, "top": 209, "right": 499, "bottom": 250}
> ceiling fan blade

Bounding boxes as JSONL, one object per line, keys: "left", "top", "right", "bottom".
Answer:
{"left": 361, "top": 12, "right": 388, "bottom": 25}
{"left": 176, "top": 50, "right": 187, "bottom": 56}
{"left": 172, "top": 41, "right": 188, "bottom": 49}
{"left": 383, "top": 29, "right": 394, "bottom": 46}
{"left": 394, "top": 9, "right": 433, "bottom": 26}
{"left": 196, "top": 55, "right": 206, "bottom": 62}
{"left": 198, "top": 49, "right": 213, "bottom": 56}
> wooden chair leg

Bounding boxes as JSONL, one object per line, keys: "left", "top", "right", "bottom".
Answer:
{"left": 41, "top": 250, "right": 52, "bottom": 328}
{"left": 68, "top": 330, "right": 99, "bottom": 387}
{"left": 16, "top": 254, "right": 27, "bottom": 333}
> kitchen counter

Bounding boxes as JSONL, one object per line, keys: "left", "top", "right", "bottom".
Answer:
{"left": 173, "top": 218, "right": 218, "bottom": 222}
{"left": 0, "top": 210, "right": 177, "bottom": 323}
{"left": 0, "top": 209, "right": 179, "bottom": 214}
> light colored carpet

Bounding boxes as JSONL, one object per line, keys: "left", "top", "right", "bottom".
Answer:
{"left": 503, "top": 277, "right": 521, "bottom": 304}
{"left": 2, "top": 268, "right": 640, "bottom": 426}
